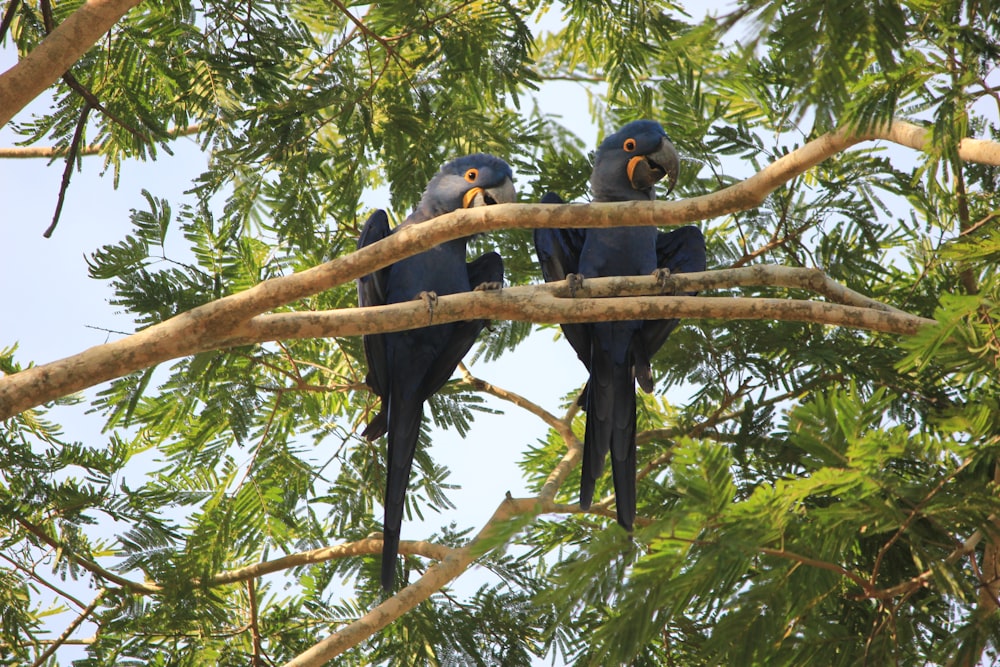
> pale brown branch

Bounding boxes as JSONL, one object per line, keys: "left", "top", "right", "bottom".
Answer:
{"left": 455, "top": 364, "right": 585, "bottom": 503}
{"left": 0, "top": 124, "right": 203, "bottom": 158}
{"left": 538, "top": 435, "right": 584, "bottom": 503}
{"left": 235, "top": 289, "right": 928, "bottom": 341}
{"left": 457, "top": 363, "right": 568, "bottom": 435}
{"left": 0, "top": 0, "right": 142, "bottom": 127}
{"left": 0, "top": 116, "right": 973, "bottom": 417}
{"left": 279, "top": 495, "right": 598, "bottom": 667}
{"left": 206, "top": 538, "right": 452, "bottom": 586}
{"left": 0, "top": 268, "right": 933, "bottom": 421}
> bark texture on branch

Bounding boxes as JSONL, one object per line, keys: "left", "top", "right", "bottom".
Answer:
{"left": 1, "top": 119, "right": 979, "bottom": 419}
{"left": 0, "top": 268, "right": 931, "bottom": 421}
{"left": 0, "top": 0, "right": 142, "bottom": 127}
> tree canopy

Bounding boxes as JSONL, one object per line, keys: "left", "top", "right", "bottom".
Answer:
{"left": 2, "top": 0, "right": 1000, "bottom": 665}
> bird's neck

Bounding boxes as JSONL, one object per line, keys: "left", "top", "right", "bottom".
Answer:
{"left": 591, "top": 189, "right": 655, "bottom": 203}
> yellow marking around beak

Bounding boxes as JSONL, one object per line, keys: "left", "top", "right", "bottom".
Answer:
{"left": 463, "top": 187, "right": 484, "bottom": 208}
{"left": 626, "top": 155, "right": 644, "bottom": 184}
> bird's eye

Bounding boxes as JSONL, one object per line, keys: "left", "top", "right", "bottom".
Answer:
{"left": 623, "top": 138, "right": 637, "bottom": 152}
{"left": 464, "top": 168, "right": 478, "bottom": 183}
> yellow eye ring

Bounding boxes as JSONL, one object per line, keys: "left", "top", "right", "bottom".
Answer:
{"left": 464, "top": 168, "right": 478, "bottom": 183}
{"left": 623, "top": 138, "right": 637, "bottom": 152}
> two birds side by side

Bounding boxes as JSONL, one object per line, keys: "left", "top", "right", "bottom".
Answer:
{"left": 357, "top": 120, "right": 707, "bottom": 590}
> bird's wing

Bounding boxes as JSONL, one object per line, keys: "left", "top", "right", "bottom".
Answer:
{"left": 357, "top": 209, "right": 392, "bottom": 308}
{"left": 635, "top": 225, "right": 708, "bottom": 391}
{"left": 467, "top": 250, "right": 504, "bottom": 290}
{"left": 412, "top": 251, "right": 504, "bottom": 397}
{"left": 534, "top": 193, "right": 592, "bottom": 377}
{"left": 357, "top": 210, "right": 392, "bottom": 435}
{"left": 533, "top": 192, "right": 585, "bottom": 282}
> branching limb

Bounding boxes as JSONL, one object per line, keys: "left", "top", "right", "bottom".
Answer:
{"left": 278, "top": 495, "right": 621, "bottom": 667}
{"left": 456, "top": 362, "right": 569, "bottom": 436}
{"left": 455, "top": 364, "right": 584, "bottom": 502}
{"left": 0, "top": 268, "right": 933, "bottom": 421}
{"left": 0, "top": 0, "right": 142, "bottom": 127}
{"left": 0, "top": 118, "right": 976, "bottom": 415}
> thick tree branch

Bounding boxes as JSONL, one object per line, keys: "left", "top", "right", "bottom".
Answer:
{"left": 1, "top": 118, "right": 981, "bottom": 418}
{"left": 0, "top": 269, "right": 934, "bottom": 421}
{"left": 0, "top": 0, "right": 142, "bottom": 127}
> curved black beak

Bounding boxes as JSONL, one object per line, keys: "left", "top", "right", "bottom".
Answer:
{"left": 627, "top": 136, "right": 680, "bottom": 194}
{"left": 462, "top": 176, "right": 516, "bottom": 208}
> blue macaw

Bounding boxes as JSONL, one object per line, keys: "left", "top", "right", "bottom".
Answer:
{"left": 357, "top": 154, "right": 515, "bottom": 590}
{"left": 534, "top": 120, "right": 706, "bottom": 531}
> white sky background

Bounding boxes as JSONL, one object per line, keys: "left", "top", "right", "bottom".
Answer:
{"left": 0, "top": 1, "right": 755, "bottom": 662}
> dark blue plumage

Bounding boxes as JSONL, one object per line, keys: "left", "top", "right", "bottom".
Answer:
{"left": 534, "top": 120, "right": 706, "bottom": 531}
{"left": 358, "top": 154, "right": 514, "bottom": 590}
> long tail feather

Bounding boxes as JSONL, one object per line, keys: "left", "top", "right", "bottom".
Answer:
{"left": 610, "top": 357, "right": 637, "bottom": 531}
{"left": 381, "top": 395, "right": 423, "bottom": 590}
{"left": 580, "top": 328, "right": 638, "bottom": 531}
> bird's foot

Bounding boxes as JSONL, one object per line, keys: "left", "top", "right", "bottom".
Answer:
{"left": 652, "top": 267, "right": 674, "bottom": 294}
{"left": 566, "top": 273, "right": 585, "bottom": 297}
{"left": 415, "top": 290, "right": 438, "bottom": 321}
{"left": 474, "top": 280, "right": 503, "bottom": 292}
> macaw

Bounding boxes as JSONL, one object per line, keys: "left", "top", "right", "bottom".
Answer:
{"left": 357, "top": 154, "right": 515, "bottom": 590}
{"left": 534, "top": 120, "right": 706, "bottom": 531}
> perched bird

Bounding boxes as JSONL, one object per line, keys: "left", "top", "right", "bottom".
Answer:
{"left": 357, "top": 154, "right": 515, "bottom": 590}
{"left": 534, "top": 120, "right": 706, "bottom": 531}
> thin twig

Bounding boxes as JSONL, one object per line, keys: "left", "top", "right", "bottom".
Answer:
{"left": 0, "top": 124, "right": 202, "bottom": 158}
{"left": 14, "top": 516, "right": 158, "bottom": 594}
{"left": 44, "top": 102, "right": 91, "bottom": 238}
{"left": 0, "top": 0, "right": 20, "bottom": 41}
{"left": 39, "top": 0, "right": 145, "bottom": 142}
{"left": 869, "top": 457, "right": 975, "bottom": 588}
{"left": 29, "top": 588, "right": 105, "bottom": 667}
{"left": 0, "top": 551, "right": 87, "bottom": 610}
{"left": 248, "top": 579, "right": 264, "bottom": 667}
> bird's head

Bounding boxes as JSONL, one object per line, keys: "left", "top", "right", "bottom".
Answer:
{"left": 589, "top": 120, "right": 679, "bottom": 202}
{"left": 409, "top": 153, "right": 516, "bottom": 222}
